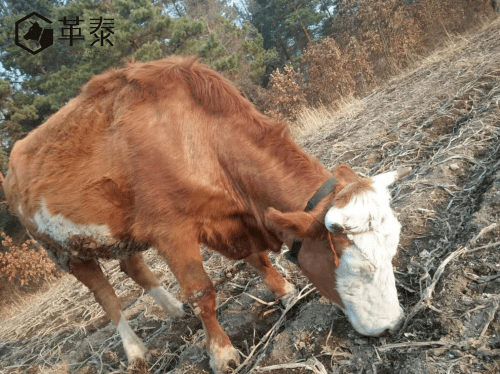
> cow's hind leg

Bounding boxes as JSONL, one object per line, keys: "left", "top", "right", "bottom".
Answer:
{"left": 245, "top": 252, "right": 297, "bottom": 306}
{"left": 158, "top": 237, "right": 240, "bottom": 374}
{"left": 69, "top": 258, "right": 148, "bottom": 373}
{"left": 119, "top": 252, "right": 185, "bottom": 318}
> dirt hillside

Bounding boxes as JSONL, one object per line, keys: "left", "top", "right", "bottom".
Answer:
{"left": 1, "top": 16, "right": 499, "bottom": 374}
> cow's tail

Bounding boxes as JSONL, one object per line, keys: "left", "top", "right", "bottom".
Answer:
{"left": 0, "top": 171, "right": 4, "bottom": 188}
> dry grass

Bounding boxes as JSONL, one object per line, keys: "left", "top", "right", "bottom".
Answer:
{"left": 297, "top": 16, "right": 500, "bottom": 169}
{"left": 0, "top": 246, "right": 309, "bottom": 373}
{"left": 293, "top": 99, "right": 364, "bottom": 141}
{"left": 261, "top": 0, "right": 496, "bottom": 122}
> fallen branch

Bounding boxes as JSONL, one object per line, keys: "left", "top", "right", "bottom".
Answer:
{"left": 243, "top": 293, "right": 278, "bottom": 307}
{"left": 480, "top": 298, "right": 499, "bottom": 338}
{"left": 475, "top": 273, "right": 500, "bottom": 284}
{"left": 256, "top": 357, "right": 327, "bottom": 374}
{"left": 399, "top": 229, "right": 500, "bottom": 336}
{"left": 466, "top": 240, "right": 500, "bottom": 255}
{"left": 470, "top": 223, "right": 498, "bottom": 246}
{"left": 399, "top": 245, "right": 468, "bottom": 336}
{"left": 235, "top": 285, "right": 316, "bottom": 373}
{"left": 378, "top": 340, "right": 452, "bottom": 352}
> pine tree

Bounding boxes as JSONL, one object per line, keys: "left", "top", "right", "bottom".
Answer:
{"left": 245, "top": 0, "right": 335, "bottom": 62}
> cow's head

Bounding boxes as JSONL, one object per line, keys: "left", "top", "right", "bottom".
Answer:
{"left": 24, "top": 21, "right": 42, "bottom": 41}
{"left": 266, "top": 168, "right": 410, "bottom": 337}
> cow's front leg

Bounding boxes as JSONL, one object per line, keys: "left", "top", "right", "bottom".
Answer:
{"left": 245, "top": 251, "right": 297, "bottom": 306}
{"left": 158, "top": 237, "right": 240, "bottom": 373}
{"left": 189, "top": 283, "right": 240, "bottom": 373}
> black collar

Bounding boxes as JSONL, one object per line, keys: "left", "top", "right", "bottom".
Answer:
{"left": 285, "top": 177, "right": 337, "bottom": 266}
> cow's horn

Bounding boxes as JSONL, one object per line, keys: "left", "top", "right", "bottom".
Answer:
{"left": 372, "top": 166, "right": 412, "bottom": 187}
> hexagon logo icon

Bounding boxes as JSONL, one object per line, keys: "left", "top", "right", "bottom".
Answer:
{"left": 15, "top": 12, "right": 53, "bottom": 55}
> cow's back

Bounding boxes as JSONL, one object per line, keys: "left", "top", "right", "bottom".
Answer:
{"left": 4, "top": 57, "right": 262, "bottom": 259}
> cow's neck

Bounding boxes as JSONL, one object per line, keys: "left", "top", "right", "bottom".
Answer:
{"left": 268, "top": 139, "right": 332, "bottom": 212}
{"left": 225, "top": 128, "right": 332, "bottom": 215}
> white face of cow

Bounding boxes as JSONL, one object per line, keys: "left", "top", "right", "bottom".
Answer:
{"left": 324, "top": 169, "right": 407, "bottom": 336}
{"left": 266, "top": 167, "right": 410, "bottom": 337}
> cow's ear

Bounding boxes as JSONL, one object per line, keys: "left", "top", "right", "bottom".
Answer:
{"left": 266, "top": 208, "right": 323, "bottom": 238}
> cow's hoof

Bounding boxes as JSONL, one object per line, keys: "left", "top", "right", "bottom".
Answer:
{"left": 128, "top": 358, "right": 148, "bottom": 374}
{"left": 279, "top": 281, "right": 297, "bottom": 307}
{"left": 149, "top": 286, "right": 186, "bottom": 319}
{"left": 209, "top": 344, "right": 240, "bottom": 374}
{"left": 167, "top": 299, "right": 186, "bottom": 319}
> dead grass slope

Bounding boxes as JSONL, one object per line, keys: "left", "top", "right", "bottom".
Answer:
{"left": 1, "top": 16, "right": 500, "bottom": 374}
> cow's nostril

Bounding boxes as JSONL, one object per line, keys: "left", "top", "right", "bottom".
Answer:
{"left": 380, "top": 317, "right": 404, "bottom": 337}
{"left": 380, "top": 328, "right": 392, "bottom": 337}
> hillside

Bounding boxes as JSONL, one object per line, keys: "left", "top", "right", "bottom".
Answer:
{"left": 1, "top": 16, "right": 499, "bottom": 374}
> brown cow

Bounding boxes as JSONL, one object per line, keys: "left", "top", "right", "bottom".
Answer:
{"left": 3, "top": 57, "right": 408, "bottom": 373}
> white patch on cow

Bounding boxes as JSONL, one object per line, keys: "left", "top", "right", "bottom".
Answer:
{"left": 198, "top": 318, "right": 240, "bottom": 373}
{"left": 371, "top": 170, "right": 399, "bottom": 190}
{"left": 335, "top": 242, "right": 404, "bottom": 336}
{"left": 117, "top": 313, "right": 148, "bottom": 362}
{"left": 148, "top": 286, "right": 185, "bottom": 318}
{"left": 208, "top": 341, "right": 240, "bottom": 374}
{"left": 279, "top": 280, "right": 298, "bottom": 307}
{"left": 324, "top": 175, "right": 405, "bottom": 336}
{"left": 283, "top": 279, "right": 296, "bottom": 296}
{"left": 33, "top": 199, "right": 112, "bottom": 247}
{"left": 325, "top": 182, "right": 398, "bottom": 240}
{"left": 17, "top": 204, "right": 23, "bottom": 217}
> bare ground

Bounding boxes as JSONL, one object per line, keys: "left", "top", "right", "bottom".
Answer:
{"left": 1, "top": 16, "right": 500, "bottom": 374}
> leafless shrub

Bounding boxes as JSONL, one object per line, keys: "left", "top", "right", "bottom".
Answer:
{"left": 0, "top": 232, "right": 61, "bottom": 289}
{"left": 260, "top": 0, "right": 495, "bottom": 121}
{"left": 260, "top": 65, "right": 307, "bottom": 122}
{"left": 302, "top": 36, "right": 373, "bottom": 105}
